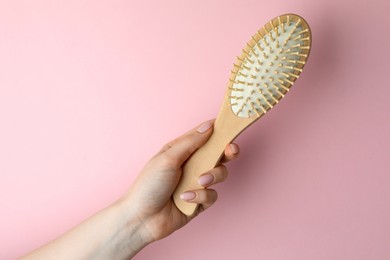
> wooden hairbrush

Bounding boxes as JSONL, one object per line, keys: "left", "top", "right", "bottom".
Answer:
{"left": 173, "top": 14, "right": 312, "bottom": 216}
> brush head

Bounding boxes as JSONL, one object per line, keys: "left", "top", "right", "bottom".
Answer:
{"left": 228, "top": 14, "right": 311, "bottom": 118}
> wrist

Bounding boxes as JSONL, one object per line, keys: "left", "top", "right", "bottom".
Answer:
{"left": 20, "top": 197, "right": 153, "bottom": 260}
{"left": 109, "top": 198, "right": 153, "bottom": 258}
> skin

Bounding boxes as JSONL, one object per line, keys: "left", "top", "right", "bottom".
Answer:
{"left": 21, "top": 120, "right": 240, "bottom": 259}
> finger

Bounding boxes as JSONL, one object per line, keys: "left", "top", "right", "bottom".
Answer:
{"left": 220, "top": 143, "right": 240, "bottom": 164}
{"left": 198, "top": 165, "right": 228, "bottom": 187}
{"left": 180, "top": 189, "right": 218, "bottom": 211}
{"left": 159, "top": 119, "right": 215, "bottom": 154}
{"left": 162, "top": 120, "right": 214, "bottom": 165}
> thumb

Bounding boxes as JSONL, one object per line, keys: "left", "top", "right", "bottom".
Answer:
{"left": 163, "top": 120, "right": 214, "bottom": 165}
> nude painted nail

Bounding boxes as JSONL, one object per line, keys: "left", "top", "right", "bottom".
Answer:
{"left": 198, "top": 174, "right": 214, "bottom": 186}
{"left": 197, "top": 121, "right": 213, "bottom": 133}
{"left": 230, "top": 143, "right": 238, "bottom": 154}
{"left": 180, "top": 191, "right": 196, "bottom": 201}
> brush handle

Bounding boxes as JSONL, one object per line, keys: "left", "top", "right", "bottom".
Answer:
{"left": 173, "top": 105, "right": 256, "bottom": 216}
{"left": 172, "top": 120, "right": 229, "bottom": 216}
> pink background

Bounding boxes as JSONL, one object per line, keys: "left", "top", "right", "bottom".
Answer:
{"left": 1, "top": 0, "right": 389, "bottom": 259}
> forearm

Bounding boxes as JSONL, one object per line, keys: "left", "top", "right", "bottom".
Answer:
{"left": 20, "top": 199, "right": 151, "bottom": 260}
{"left": 20, "top": 121, "right": 235, "bottom": 259}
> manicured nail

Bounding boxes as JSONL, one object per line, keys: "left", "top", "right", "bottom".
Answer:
{"left": 180, "top": 191, "right": 196, "bottom": 201}
{"left": 198, "top": 174, "right": 214, "bottom": 186}
{"left": 197, "top": 121, "right": 213, "bottom": 133}
{"left": 230, "top": 144, "right": 238, "bottom": 154}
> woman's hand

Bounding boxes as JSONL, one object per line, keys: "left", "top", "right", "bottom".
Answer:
{"left": 119, "top": 119, "right": 240, "bottom": 243}
{"left": 21, "top": 120, "right": 240, "bottom": 259}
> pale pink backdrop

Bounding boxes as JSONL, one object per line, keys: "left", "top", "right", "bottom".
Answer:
{"left": 1, "top": 0, "right": 389, "bottom": 259}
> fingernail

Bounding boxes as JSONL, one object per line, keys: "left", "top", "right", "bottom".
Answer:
{"left": 197, "top": 121, "right": 213, "bottom": 133}
{"left": 180, "top": 191, "right": 196, "bottom": 201}
{"left": 230, "top": 144, "right": 238, "bottom": 154}
{"left": 198, "top": 174, "right": 214, "bottom": 186}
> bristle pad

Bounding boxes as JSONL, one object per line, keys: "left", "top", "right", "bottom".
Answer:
{"left": 229, "top": 17, "right": 310, "bottom": 118}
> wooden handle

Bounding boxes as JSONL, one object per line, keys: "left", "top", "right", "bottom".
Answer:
{"left": 172, "top": 121, "right": 229, "bottom": 216}
{"left": 173, "top": 103, "right": 256, "bottom": 216}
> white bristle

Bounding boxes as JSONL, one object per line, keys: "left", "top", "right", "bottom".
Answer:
{"left": 229, "top": 16, "right": 310, "bottom": 118}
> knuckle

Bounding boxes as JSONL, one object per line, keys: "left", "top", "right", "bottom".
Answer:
{"left": 161, "top": 139, "right": 176, "bottom": 151}
{"left": 161, "top": 143, "right": 171, "bottom": 151}
{"left": 222, "top": 166, "right": 229, "bottom": 179}
{"left": 210, "top": 189, "right": 218, "bottom": 202}
{"left": 186, "top": 133, "right": 201, "bottom": 148}
{"left": 220, "top": 164, "right": 228, "bottom": 174}
{"left": 204, "top": 189, "right": 217, "bottom": 202}
{"left": 215, "top": 165, "right": 228, "bottom": 181}
{"left": 196, "top": 189, "right": 218, "bottom": 204}
{"left": 158, "top": 153, "right": 180, "bottom": 168}
{"left": 180, "top": 135, "right": 199, "bottom": 156}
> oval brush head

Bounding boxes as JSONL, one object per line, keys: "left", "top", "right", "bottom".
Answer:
{"left": 230, "top": 14, "right": 311, "bottom": 117}
{"left": 173, "top": 14, "right": 312, "bottom": 216}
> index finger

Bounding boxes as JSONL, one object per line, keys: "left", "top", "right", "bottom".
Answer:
{"left": 162, "top": 120, "right": 214, "bottom": 165}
